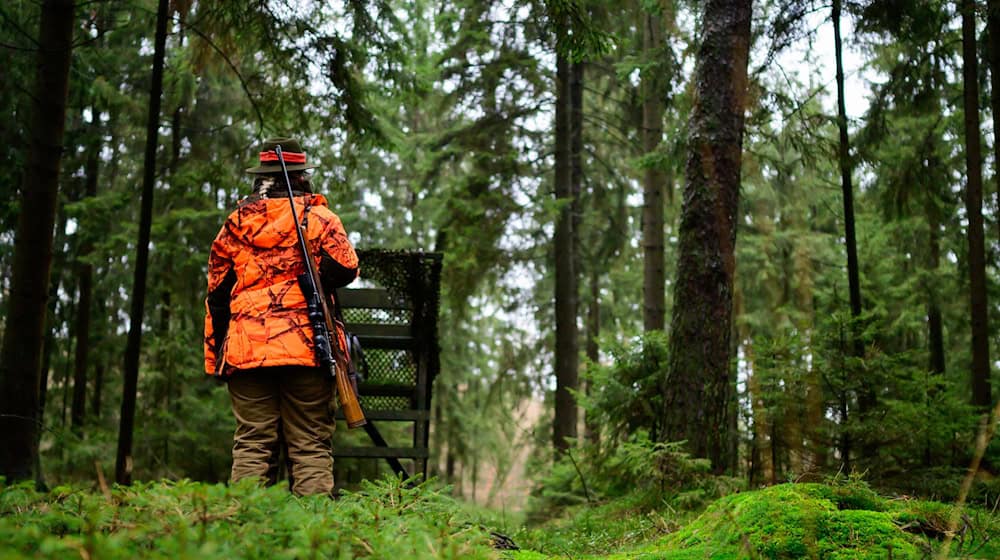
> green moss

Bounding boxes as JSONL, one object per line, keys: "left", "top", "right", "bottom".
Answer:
{"left": 817, "top": 510, "right": 915, "bottom": 558}
{"left": 507, "top": 551, "right": 550, "bottom": 560}
{"left": 666, "top": 483, "right": 920, "bottom": 559}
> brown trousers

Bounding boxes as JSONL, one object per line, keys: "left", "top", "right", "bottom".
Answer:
{"left": 227, "top": 366, "right": 335, "bottom": 496}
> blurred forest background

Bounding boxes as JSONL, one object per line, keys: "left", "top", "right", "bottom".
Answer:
{"left": 2, "top": 0, "right": 1000, "bottom": 515}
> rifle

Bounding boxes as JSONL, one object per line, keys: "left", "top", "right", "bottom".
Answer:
{"left": 275, "top": 145, "right": 366, "bottom": 428}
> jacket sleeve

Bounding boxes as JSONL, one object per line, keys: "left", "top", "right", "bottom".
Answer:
{"left": 204, "top": 228, "right": 237, "bottom": 375}
{"left": 315, "top": 210, "right": 359, "bottom": 292}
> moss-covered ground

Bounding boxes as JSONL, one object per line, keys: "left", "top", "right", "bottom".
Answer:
{"left": 512, "top": 482, "right": 1000, "bottom": 559}
{"left": 2, "top": 478, "right": 998, "bottom": 559}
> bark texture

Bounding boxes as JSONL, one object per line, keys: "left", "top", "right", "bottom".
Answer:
{"left": 116, "top": 0, "right": 169, "bottom": 484}
{"left": 0, "top": 0, "right": 75, "bottom": 483}
{"left": 663, "top": 0, "right": 751, "bottom": 472}
{"left": 961, "top": 0, "right": 992, "bottom": 410}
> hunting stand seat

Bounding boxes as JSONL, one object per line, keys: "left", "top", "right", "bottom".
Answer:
{"left": 331, "top": 251, "right": 442, "bottom": 485}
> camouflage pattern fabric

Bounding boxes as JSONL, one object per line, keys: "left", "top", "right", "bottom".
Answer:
{"left": 204, "top": 193, "right": 358, "bottom": 375}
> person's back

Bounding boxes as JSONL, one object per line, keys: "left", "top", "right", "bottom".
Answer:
{"left": 204, "top": 137, "right": 357, "bottom": 496}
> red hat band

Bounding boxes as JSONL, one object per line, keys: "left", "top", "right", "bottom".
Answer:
{"left": 259, "top": 150, "right": 307, "bottom": 164}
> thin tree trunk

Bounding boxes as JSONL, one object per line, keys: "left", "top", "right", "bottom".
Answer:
{"left": 0, "top": 0, "right": 76, "bottom": 483}
{"left": 785, "top": 398, "right": 805, "bottom": 476}
{"left": 961, "top": 0, "right": 992, "bottom": 410}
{"left": 832, "top": 0, "right": 868, "bottom": 357}
{"left": 571, "top": 59, "right": 583, "bottom": 272}
{"left": 553, "top": 34, "right": 579, "bottom": 456}
{"left": 736, "top": 283, "right": 773, "bottom": 484}
{"left": 833, "top": 0, "right": 876, "bottom": 468}
{"left": 116, "top": 0, "right": 169, "bottom": 485}
{"left": 988, "top": 0, "right": 1000, "bottom": 247}
{"left": 71, "top": 114, "right": 100, "bottom": 433}
{"left": 61, "top": 325, "right": 73, "bottom": 430}
{"left": 837, "top": 320, "right": 852, "bottom": 472}
{"left": 663, "top": 0, "right": 751, "bottom": 473}
{"left": 926, "top": 189, "right": 946, "bottom": 377}
{"left": 832, "top": 2, "right": 864, "bottom": 358}
{"left": 584, "top": 267, "right": 600, "bottom": 445}
{"left": 746, "top": 341, "right": 774, "bottom": 484}
{"left": 92, "top": 359, "right": 105, "bottom": 420}
{"left": 38, "top": 207, "right": 69, "bottom": 430}
{"left": 642, "top": 6, "right": 667, "bottom": 332}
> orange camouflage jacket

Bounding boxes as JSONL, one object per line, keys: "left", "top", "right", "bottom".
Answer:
{"left": 204, "top": 193, "right": 358, "bottom": 375}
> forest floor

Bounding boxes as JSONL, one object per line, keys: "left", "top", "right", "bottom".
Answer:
{"left": 1, "top": 475, "right": 998, "bottom": 559}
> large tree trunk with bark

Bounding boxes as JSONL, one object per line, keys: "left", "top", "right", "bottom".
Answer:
{"left": 961, "top": 0, "right": 992, "bottom": 410}
{"left": 642, "top": 6, "right": 667, "bottom": 332}
{"left": 116, "top": 0, "right": 169, "bottom": 485}
{"left": 0, "top": 0, "right": 76, "bottom": 483}
{"left": 662, "top": 0, "right": 751, "bottom": 473}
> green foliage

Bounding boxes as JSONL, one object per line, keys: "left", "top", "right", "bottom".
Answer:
{"left": 0, "top": 476, "right": 499, "bottom": 559}
{"left": 515, "top": 500, "right": 677, "bottom": 558}
{"left": 3, "top": 0, "right": 1000, "bottom": 540}
{"left": 6, "top": 478, "right": 997, "bottom": 560}
{"left": 580, "top": 332, "right": 671, "bottom": 443}
{"left": 529, "top": 430, "right": 742, "bottom": 520}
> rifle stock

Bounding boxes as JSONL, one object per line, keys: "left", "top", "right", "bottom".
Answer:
{"left": 300, "top": 240, "right": 366, "bottom": 428}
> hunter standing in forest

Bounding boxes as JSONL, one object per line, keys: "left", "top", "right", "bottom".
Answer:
{"left": 203, "top": 138, "right": 358, "bottom": 496}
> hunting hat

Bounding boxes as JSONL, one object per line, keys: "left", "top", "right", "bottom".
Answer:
{"left": 245, "top": 137, "right": 319, "bottom": 174}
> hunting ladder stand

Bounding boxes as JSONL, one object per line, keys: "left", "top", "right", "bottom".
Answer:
{"left": 332, "top": 250, "right": 442, "bottom": 486}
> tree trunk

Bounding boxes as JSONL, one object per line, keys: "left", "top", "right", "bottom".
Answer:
{"left": 926, "top": 189, "right": 945, "bottom": 377}
{"left": 745, "top": 339, "right": 774, "bottom": 484}
{"left": 988, "top": 0, "right": 1000, "bottom": 247}
{"left": 663, "top": 0, "right": 751, "bottom": 473}
{"left": 71, "top": 114, "right": 100, "bottom": 433}
{"left": 584, "top": 267, "right": 600, "bottom": 445}
{"left": 961, "top": 0, "right": 992, "bottom": 410}
{"left": 553, "top": 36, "right": 579, "bottom": 455}
{"left": 92, "top": 360, "right": 105, "bottom": 420}
{"left": 642, "top": 6, "right": 667, "bottom": 332}
{"left": 571, "top": 59, "right": 583, "bottom": 273}
{"left": 116, "top": 0, "right": 169, "bottom": 485}
{"left": 0, "top": 0, "right": 76, "bottom": 483}
{"left": 925, "top": 195, "right": 944, "bottom": 466}
{"left": 833, "top": 0, "right": 877, "bottom": 468}
{"left": 832, "top": 0, "right": 868, "bottom": 362}
{"left": 832, "top": 2, "right": 863, "bottom": 356}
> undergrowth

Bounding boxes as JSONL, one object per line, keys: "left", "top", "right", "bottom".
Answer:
{"left": 513, "top": 477, "right": 1000, "bottom": 559}
{"left": 4, "top": 472, "right": 999, "bottom": 559}
{"left": 0, "top": 476, "right": 498, "bottom": 559}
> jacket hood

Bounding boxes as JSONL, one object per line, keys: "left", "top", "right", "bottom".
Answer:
{"left": 225, "top": 193, "right": 329, "bottom": 249}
